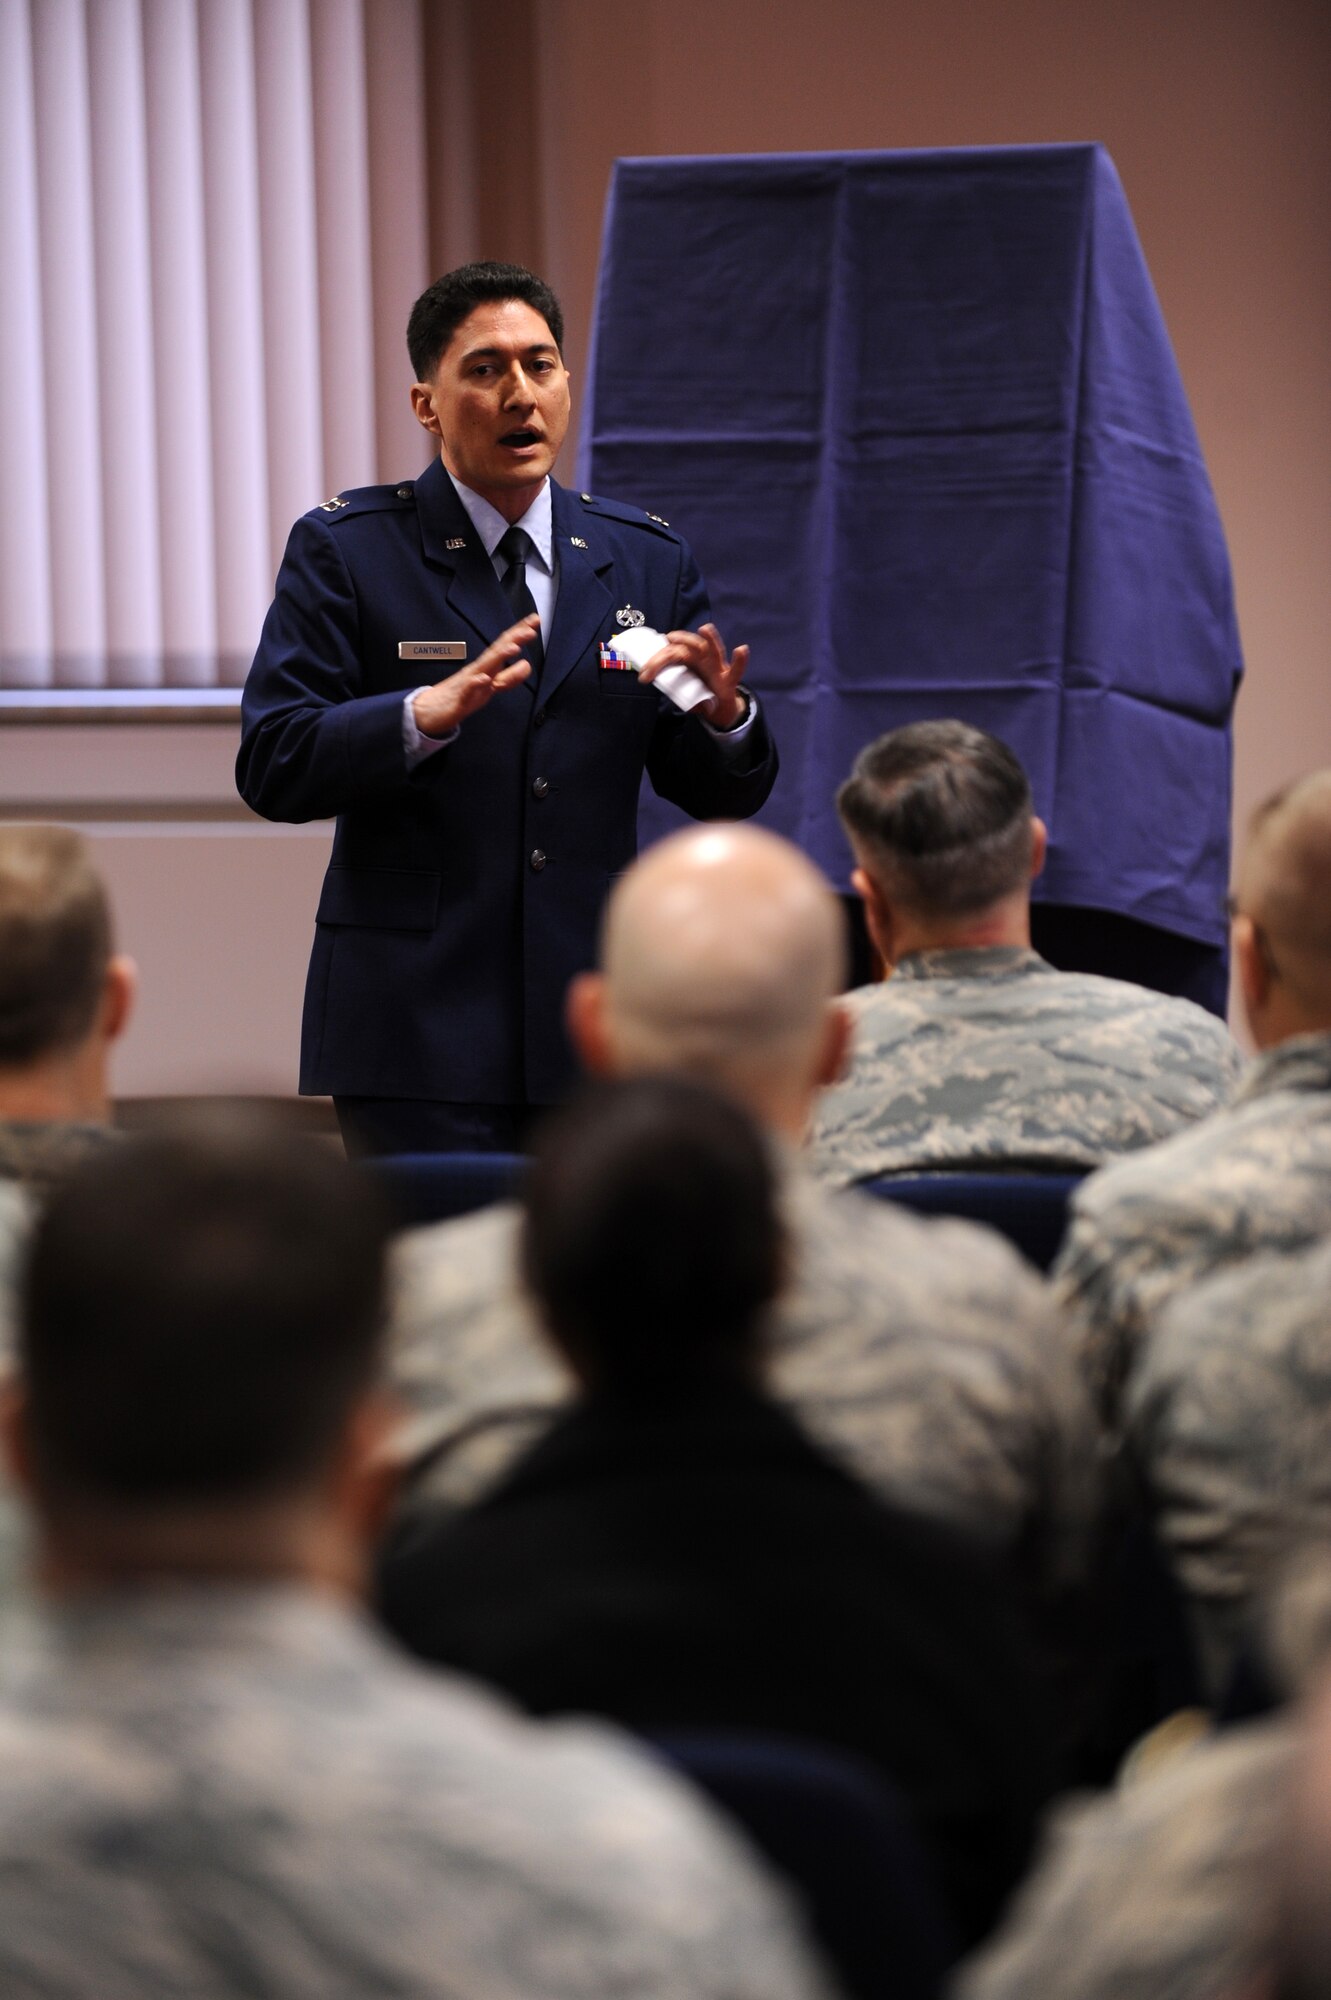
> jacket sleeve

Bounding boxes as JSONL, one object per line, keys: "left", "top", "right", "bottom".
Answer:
{"left": 236, "top": 517, "right": 420, "bottom": 824}
{"left": 644, "top": 537, "right": 779, "bottom": 822}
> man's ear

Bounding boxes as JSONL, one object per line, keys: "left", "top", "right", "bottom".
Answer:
{"left": 330, "top": 1391, "right": 402, "bottom": 1552}
{"left": 851, "top": 866, "right": 895, "bottom": 973}
{"left": 565, "top": 973, "right": 614, "bottom": 1076}
{"left": 814, "top": 1000, "right": 854, "bottom": 1089}
{"left": 1029, "top": 816, "right": 1048, "bottom": 881}
{"left": 101, "top": 955, "right": 138, "bottom": 1044}
{"left": 1233, "top": 913, "right": 1269, "bottom": 1030}
{"left": 0, "top": 1380, "right": 35, "bottom": 1501}
{"left": 409, "top": 382, "right": 443, "bottom": 440}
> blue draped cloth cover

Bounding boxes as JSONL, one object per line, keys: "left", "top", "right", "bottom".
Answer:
{"left": 578, "top": 145, "right": 1242, "bottom": 948}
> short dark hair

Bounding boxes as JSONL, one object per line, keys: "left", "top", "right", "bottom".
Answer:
{"left": 19, "top": 1117, "right": 391, "bottom": 1508}
{"left": 407, "top": 261, "right": 565, "bottom": 381}
{"left": 0, "top": 826, "right": 112, "bottom": 1067}
{"left": 521, "top": 1078, "right": 783, "bottom": 1397}
{"left": 837, "top": 720, "right": 1035, "bottom": 918}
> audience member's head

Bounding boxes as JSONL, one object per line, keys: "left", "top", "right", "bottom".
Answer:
{"left": 5, "top": 1115, "right": 393, "bottom": 1593}
{"left": 1232, "top": 770, "right": 1331, "bottom": 1050}
{"left": 837, "top": 720, "right": 1046, "bottom": 969}
{"left": 0, "top": 825, "right": 135, "bottom": 1122}
{"left": 565, "top": 824, "right": 850, "bottom": 1139}
{"left": 522, "top": 1077, "right": 784, "bottom": 1400}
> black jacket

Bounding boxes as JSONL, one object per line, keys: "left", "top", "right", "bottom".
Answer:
{"left": 377, "top": 1385, "right": 1051, "bottom": 1944}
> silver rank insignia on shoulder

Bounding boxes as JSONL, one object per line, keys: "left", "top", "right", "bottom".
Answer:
{"left": 444, "top": 537, "right": 466, "bottom": 550}
{"left": 646, "top": 511, "right": 670, "bottom": 527}
{"left": 580, "top": 492, "right": 593, "bottom": 502}
{"left": 319, "top": 495, "right": 348, "bottom": 512}
{"left": 615, "top": 604, "right": 645, "bottom": 628}
{"left": 569, "top": 535, "right": 588, "bottom": 549}
{"left": 399, "top": 641, "right": 467, "bottom": 661}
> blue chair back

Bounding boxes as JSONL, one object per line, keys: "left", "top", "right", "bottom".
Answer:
{"left": 645, "top": 1730, "right": 957, "bottom": 2000}
{"left": 862, "top": 1171, "right": 1085, "bottom": 1271}
{"left": 362, "top": 1151, "right": 527, "bottom": 1229}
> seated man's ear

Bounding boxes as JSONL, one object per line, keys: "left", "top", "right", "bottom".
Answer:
{"left": 1232, "top": 913, "right": 1270, "bottom": 1026}
{"left": 565, "top": 973, "right": 614, "bottom": 1076}
{"left": 851, "top": 866, "right": 895, "bottom": 973}
{"left": 0, "top": 1381, "right": 34, "bottom": 1501}
{"left": 101, "top": 955, "right": 138, "bottom": 1043}
{"left": 816, "top": 1000, "right": 854, "bottom": 1090}
{"left": 330, "top": 1391, "right": 403, "bottom": 1554}
{"left": 1029, "top": 817, "right": 1048, "bottom": 881}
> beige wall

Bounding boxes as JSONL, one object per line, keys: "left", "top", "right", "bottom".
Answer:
{"left": 9, "top": 0, "right": 1325, "bottom": 1094}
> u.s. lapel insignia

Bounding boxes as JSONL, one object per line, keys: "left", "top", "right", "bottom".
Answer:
{"left": 569, "top": 535, "right": 588, "bottom": 549}
{"left": 444, "top": 537, "right": 466, "bottom": 550}
{"left": 615, "top": 604, "right": 645, "bottom": 629}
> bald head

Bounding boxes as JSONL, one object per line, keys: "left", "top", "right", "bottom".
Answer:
{"left": 568, "top": 826, "right": 849, "bottom": 1136}
{"left": 1235, "top": 770, "right": 1331, "bottom": 1041}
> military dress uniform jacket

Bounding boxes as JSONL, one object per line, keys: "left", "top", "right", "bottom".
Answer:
{"left": 236, "top": 461, "right": 778, "bottom": 1104}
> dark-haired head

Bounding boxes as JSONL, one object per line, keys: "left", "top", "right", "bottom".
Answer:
{"left": 838, "top": 719, "right": 1037, "bottom": 922}
{"left": 521, "top": 1077, "right": 784, "bottom": 1401}
{"left": 13, "top": 1115, "right": 392, "bottom": 1562}
{"left": 407, "top": 261, "right": 565, "bottom": 382}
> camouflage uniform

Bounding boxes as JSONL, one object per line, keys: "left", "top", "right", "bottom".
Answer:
{"left": 1052, "top": 1032, "right": 1331, "bottom": 1421}
{"left": 810, "top": 948, "right": 1242, "bottom": 1186}
{"left": 389, "top": 1160, "right": 1098, "bottom": 1590}
{"left": 953, "top": 1716, "right": 1293, "bottom": 2000}
{"left": 0, "top": 1119, "right": 118, "bottom": 1200}
{"left": 0, "top": 1584, "right": 833, "bottom": 2000}
{"left": 0, "top": 1182, "right": 33, "bottom": 1609}
{"left": 1128, "top": 1235, "right": 1331, "bottom": 1696}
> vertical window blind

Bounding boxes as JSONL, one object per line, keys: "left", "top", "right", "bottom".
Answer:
{"left": 1, "top": 0, "right": 431, "bottom": 689}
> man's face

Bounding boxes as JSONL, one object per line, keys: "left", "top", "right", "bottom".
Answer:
{"left": 412, "top": 298, "right": 571, "bottom": 514}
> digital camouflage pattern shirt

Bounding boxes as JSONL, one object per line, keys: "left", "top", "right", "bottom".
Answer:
{"left": 0, "top": 1119, "right": 118, "bottom": 1200}
{"left": 388, "top": 1161, "right": 1099, "bottom": 1592}
{"left": 809, "top": 948, "right": 1241, "bottom": 1187}
{"left": 954, "top": 1716, "right": 1293, "bottom": 2000}
{"left": 1053, "top": 1032, "right": 1331, "bottom": 1422}
{"left": 1128, "top": 1234, "right": 1331, "bottom": 1696}
{"left": 0, "top": 1585, "right": 834, "bottom": 2000}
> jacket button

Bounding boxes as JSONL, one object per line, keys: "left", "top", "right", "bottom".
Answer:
{"left": 530, "top": 848, "right": 547, "bottom": 872}
{"left": 533, "top": 707, "right": 547, "bottom": 728}
{"left": 531, "top": 776, "right": 549, "bottom": 799}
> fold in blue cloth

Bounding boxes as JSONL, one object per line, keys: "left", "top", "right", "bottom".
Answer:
{"left": 579, "top": 145, "right": 1242, "bottom": 948}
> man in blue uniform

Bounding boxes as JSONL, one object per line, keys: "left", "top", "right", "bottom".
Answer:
{"left": 237, "top": 262, "right": 777, "bottom": 1154}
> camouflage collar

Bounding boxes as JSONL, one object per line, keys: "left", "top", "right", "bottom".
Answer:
{"left": 0, "top": 1119, "right": 117, "bottom": 1197}
{"left": 17, "top": 1584, "right": 386, "bottom": 1683}
{"left": 889, "top": 946, "right": 1047, "bottom": 984}
{"left": 1233, "top": 1030, "right": 1331, "bottom": 1107}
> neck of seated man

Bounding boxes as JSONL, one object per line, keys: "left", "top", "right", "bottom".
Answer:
{"left": 880, "top": 888, "right": 1033, "bottom": 975}
{"left": 30, "top": 1491, "right": 368, "bottom": 1605}
{"left": 0, "top": 1040, "right": 111, "bottom": 1129}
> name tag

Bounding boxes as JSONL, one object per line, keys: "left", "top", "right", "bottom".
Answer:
{"left": 398, "top": 641, "right": 467, "bottom": 662}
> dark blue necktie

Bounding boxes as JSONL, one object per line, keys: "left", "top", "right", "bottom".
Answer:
{"left": 496, "top": 525, "right": 544, "bottom": 683}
